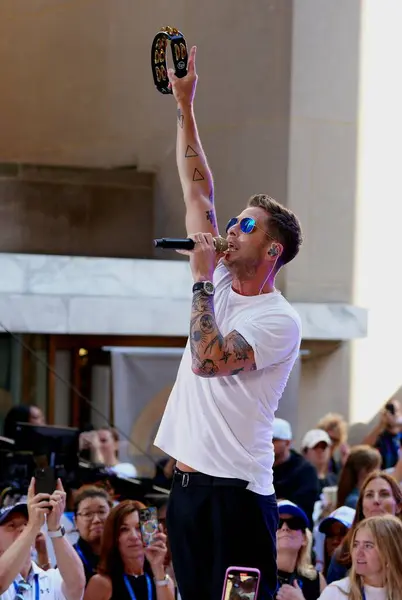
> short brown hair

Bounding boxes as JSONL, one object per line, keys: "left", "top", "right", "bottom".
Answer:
{"left": 247, "top": 194, "right": 303, "bottom": 265}
{"left": 73, "top": 485, "right": 112, "bottom": 515}
{"left": 97, "top": 499, "right": 146, "bottom": 577}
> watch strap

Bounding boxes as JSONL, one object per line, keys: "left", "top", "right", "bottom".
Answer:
{"left": 192, "top": 281, "right": 214, "bottom": 295}
{"left": 47, "top": 526, "right": 65, "bottom": 539}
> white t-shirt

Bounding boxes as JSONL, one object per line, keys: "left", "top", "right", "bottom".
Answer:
{"left": 154, "top": 261, "right": 301, "bottom": 495}
{"left": 109, "top": 462, "right": 137, "bottom": 478}
{"left": 0, "top": 561, "right": 67, "bottom": 600}
{"left": 319, "top": 578, "right": 386, "bottom": 600}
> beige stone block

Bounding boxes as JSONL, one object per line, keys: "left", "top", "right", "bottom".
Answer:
{"left": 291, "top": 0, "right": 360, "bottom": 123}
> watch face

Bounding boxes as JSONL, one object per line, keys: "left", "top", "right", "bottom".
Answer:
{"left": 204, "top": 281, "right": 214, "bottom": 295}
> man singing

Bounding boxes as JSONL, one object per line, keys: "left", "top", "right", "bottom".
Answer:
{"left": 154, "top": 45, "right": 303, "bottom": 600}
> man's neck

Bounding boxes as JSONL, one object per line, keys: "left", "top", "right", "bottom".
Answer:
{"left": 274, "top": 451, "right": 291, "bottom": 467}
{"left": 230, "top": 264, "right": 276, "bottom": 296}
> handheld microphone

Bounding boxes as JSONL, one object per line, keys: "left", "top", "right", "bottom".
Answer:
{"left": 154, "top": 236, "right": 228, "bottom": 253}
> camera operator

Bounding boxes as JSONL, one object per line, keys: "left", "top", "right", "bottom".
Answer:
{"left": 0, "top": 478, "right": 85, "bottom": 600}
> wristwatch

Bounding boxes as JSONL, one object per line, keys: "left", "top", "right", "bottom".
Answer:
{"left": 48, "top": 525, "right": 66, "bottom": 539}
{"left": 192, "top": 281, "right": 215, "bottom": 296}
{"left": 154, "top": 575, "right": 169, "bottom": 587}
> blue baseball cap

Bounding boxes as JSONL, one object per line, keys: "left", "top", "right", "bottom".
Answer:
{"left": 277, "top": 500, "right": 309, "bottom": 528}
{"left": 0, "top": 503, "right": 28, "bottom": 526}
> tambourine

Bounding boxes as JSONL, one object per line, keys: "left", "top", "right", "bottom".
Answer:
{"left": 151, "top": 26, "right": 188, "bottom": 94}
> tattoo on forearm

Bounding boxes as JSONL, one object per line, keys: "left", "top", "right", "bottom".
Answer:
{"left": 190, "top": 290, "right": 256, "bottom": 377}
{"left": 185, "top": 145, "right": 198, "bottom": 158}
{"left": 193, "top": 168, "right": 205, "bottom": 182}
{"left": 206, "top": 209, "right": 217, "bottom": 229}
{"left": 177, "top": 108, "right": 184, "bottom": 128}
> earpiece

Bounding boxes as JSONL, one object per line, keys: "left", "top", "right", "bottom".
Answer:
{"left": 268, "top": 245, "right": 279, "bottom": 257}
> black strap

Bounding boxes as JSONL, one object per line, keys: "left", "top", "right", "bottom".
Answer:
{"left": 151, "top": 26, "right": 188, "bottom": 94}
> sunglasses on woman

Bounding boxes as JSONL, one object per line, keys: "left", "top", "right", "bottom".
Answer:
{"left": 278, "top": 517, "right": 306, "bottom": 531}
{"left": 225, "top": 217, "right": 275, "bottom": 239}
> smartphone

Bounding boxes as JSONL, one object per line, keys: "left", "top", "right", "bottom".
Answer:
{"left": 138, "top": 506, "right": 159, "bottom": 547}
{"left": 221, "top": 567, "right": 261, "bottom": 600}
{"left": 34, "top": 467, "right": 56, "bottom": 496}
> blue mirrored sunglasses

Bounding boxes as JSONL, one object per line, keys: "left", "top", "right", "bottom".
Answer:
{"left": 225, "top": 217, "right": 258, "bottom": 234}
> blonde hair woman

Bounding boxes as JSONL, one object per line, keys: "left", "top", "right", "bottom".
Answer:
{"left": 276, "top": 501, "right": 326, "bottom": 600}
{"left": 319, "top": 515, "right": 402, "bottom": 600}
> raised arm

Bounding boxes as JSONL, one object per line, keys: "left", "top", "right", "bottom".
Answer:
{"left": 168, "top": 46, "right": 219, "bottom": 237}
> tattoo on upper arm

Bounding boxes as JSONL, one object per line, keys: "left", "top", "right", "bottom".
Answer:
{"left": 206, "top": 210, "right": 217, "bottom": 229}
{"left": 209, "top": 190, "right": 214, "bottom": 204}
{"left": 185, "top": 145, "right": 198, "bottom": 158}
{"left": 177, "top": 108, "right": 184, "bottom": 128}
{"left": 193, "top": 168, "right": 205, "bottom": 182}
{"left": 229, "top": 333, "right": 252, "bottom": 361}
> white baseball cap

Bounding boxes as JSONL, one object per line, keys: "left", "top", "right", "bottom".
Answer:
{"left": 319, "top": 506, "right": 356, "bottom": 534}
{"left": 273, "top": 418, "right": 292, "bottom": 441}
{"left": 301, "top": 429, "right": 332, "bottom": 450}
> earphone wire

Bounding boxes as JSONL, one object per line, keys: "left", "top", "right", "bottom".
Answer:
{"left": 0, "top": 321, "right": 158, "bottom": 467}
{"left": 259, "top": 256, "right": 279, "bottom": 295}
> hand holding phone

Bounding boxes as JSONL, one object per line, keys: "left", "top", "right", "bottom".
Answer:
{"left": 34, "top": 467, "right": 56, "bottom": 497}
{"left": 221, "top": 567, "right": 261, "bottom": 600}
{"left": 139, "top": 506, "right": 159, "bottom": 547}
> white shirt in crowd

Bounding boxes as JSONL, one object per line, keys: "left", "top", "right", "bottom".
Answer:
{"left": 108, "top": 462, "right": 137, "bottom": 478}
{"left": 0, "top": 561, "right": 68, "bottom": 600}
{"left": 319, "top": 578, "right": 386, "bottom": 600}
{"left": 155, "top": 261, "right": 301, "bottom": 495}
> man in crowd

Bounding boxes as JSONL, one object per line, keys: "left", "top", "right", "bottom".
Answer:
{"left": 272, "top": 418, "right": 320, "bottom": 525}
{"left": 363, "top": 398, "right": 402, "bottom": 469}
{"left": 0, "top": 478, "right": 85, "bottom": 600}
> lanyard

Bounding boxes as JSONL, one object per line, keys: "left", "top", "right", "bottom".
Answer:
{"left": 75, "top": 545, "right": 92, "bottom": 573}
{"left": 13, "top": 574, "right": 39, "bottom": 600}
{"left": 361, "top": 589, "right": 366, "bottom": 600}
{"left": 124, "top": 573, "right": 153, "bottom": 600}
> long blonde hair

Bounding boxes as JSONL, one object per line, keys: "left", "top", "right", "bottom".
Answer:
{"left": 297, "top": 528, "right": 317, "bottom": 580}
{"left": 346, "top": 516, "right": 402, "bottom": 600}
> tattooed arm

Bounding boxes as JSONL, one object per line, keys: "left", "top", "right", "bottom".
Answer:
{"left": 169, "top": 46, "right": 219, "bottom": 237}
{"left": 190, "top": 290, "right": 256, "bottom": 377}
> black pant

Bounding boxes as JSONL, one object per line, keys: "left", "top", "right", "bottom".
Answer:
{"left": 167, "top": 469, "right": 278, "bottom": 600}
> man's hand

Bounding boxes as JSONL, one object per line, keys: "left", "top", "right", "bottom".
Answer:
{"left": 168, "top": 46, "right": 198, "bottom": 107}
{"left": 27, "top": 478, "right": 51, "bottom": 534}
{"left": 183, "top": 232, "right": 220, "bottom": 282}
{"left": 47, "top": 479, "right": 66, "bottom": 532}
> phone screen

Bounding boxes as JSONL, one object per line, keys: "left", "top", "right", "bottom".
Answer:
{"left": 138, "top": 506, "right": 159, "bottom": 547}
{"left": 222, "top": 570, "right": 260, "bottom": 600}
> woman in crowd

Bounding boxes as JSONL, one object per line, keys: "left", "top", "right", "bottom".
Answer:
{"left": 275, "top": 500, "right": 326, "bottom": 600}
{"left": 84, "top": 499, "right": 175, "bottom": 600}
{"left": 73, "top": 485, "right": 112, "bottom": 583}
{"left": 315, "top": 506, "right": 355, "bottom": 577}
{"left": 319, "top": 515, "right": 402, "bottom": 600}
{"left": 336, "top": 446, "right": 381, "bottom": 508}
{"left": 3, "top": 403, "right": 45, "bottom": 439}
{"left": 327, "top": 471, "right": 402, "bottom": 583}
{"left": 316, "top": 413, "right": 349, "bottom": 476}
{"left": 97, "top": 427, "right": 137, "bottom": 478}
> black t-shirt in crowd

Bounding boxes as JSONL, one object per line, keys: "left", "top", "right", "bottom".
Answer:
{"left": 273, "top": 450, "right": 321, "bottom": 525}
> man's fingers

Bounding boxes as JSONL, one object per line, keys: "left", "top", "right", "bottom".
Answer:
{"left": 188, "top": 46, "right": 197, "bottom": 74}
{"left": 27, "top": 478, "right": 35, "bottom": 500}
